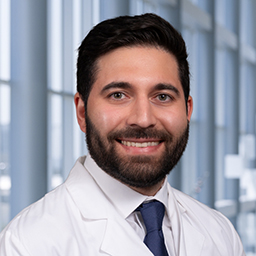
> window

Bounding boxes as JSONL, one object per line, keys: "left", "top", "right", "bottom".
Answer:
{"left": 47, "top": 0, "right": 93, "bottom": 190}
{"left": 0, "top": 0, "right": 11, "bottom": 230}
{"left": 1, "top": 1, "right": 256, "bottom": 254}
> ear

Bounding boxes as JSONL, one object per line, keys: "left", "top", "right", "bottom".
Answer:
{"left": 74, "top": 92, "right": 86, "bottom": 133}
{"left": 186, "top": 96, "right": 193, "bottom": 121}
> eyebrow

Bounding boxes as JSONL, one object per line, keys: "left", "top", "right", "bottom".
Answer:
{"left": 100, "top": 81, "right": 180, "bottom": 96}
{"left": 101, "top": 82, "right": 132, "bottom": 94}
{"left": 154, "top": 83, "right": 180, "bottom": 96}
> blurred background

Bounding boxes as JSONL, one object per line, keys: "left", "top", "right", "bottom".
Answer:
{"left": 0, "top": 0, "right": 256, "bottom": 254}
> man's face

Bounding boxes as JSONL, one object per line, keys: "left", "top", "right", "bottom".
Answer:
{"left": 76, "top": 46, "right": 193, "bottom": 194}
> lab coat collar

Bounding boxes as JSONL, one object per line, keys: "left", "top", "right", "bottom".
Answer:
{"left": 64, "top": 156, "right": 108, "bottom": 220}
{"left": 84, "top": 154, "right": 147, "bottom": 219}
{"left": 84, "top": 154, "right": 171, "bottom": 220}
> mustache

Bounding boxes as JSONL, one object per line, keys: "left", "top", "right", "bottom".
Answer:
{"left": 107, "top": 127, "right": 173, "bottom": 141}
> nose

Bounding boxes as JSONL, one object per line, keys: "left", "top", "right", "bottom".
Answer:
{"left": 126, "top": 97, "right": 157, "bottom": 128}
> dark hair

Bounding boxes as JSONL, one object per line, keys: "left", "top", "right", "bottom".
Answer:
{"left": 77, "top": 13, "right": 190, "bottom": 110}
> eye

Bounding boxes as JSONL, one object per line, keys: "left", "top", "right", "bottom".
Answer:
{"left": 157, "top": 94, "right": 171, "bottom": 102}
{"left": 111, "top": 92, "right": 125, "bottom": 100}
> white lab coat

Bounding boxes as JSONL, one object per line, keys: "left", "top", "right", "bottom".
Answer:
{"left": 0, "top": 156, "right": 245, "bottom": 255}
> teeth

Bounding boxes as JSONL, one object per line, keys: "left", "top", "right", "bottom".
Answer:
{"left": 121, "top": 141, "right": 159, "bottom": 147}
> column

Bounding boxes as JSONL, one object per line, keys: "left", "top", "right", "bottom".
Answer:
{"left": 10, "top": 0, "right": 47, "bottom": 217}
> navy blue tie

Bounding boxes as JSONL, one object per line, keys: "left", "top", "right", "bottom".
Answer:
{"left": 137, "top": 200, "right": 169, "bottom": 256}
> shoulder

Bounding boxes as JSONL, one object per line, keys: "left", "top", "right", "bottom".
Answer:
{"left": 1, "top": 183, "right": 73, "bottom": 235}
{"left": 169, "top": 186, "right": 245, "bottom": 255}
{"left": 0, "top": 156, "right": 92, "bottom": 254}
{"left": 0, "top": 184, "right": 72, "bottom": 254}
{"left": 171, "top": 186, "right": 233, "bottom": 228}
{"left": 1, "top": 156, "right": 90, "bottom": 236}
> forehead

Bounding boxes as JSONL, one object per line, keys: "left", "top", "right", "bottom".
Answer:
{"left": 93, "top": 46, "right": 182, "bottom": 93}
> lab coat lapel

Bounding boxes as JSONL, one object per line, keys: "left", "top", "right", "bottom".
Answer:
{"left": 181, "top": 219, "right": 205, "bottom": 256}
{"left": 167, "top": 185, "right": 205, "bottom": 256}
{"left": 100, "top": 215, "right": 152, "bottom": 256}
{"left": 65, "top": 157, "right": 108, "bottom": 220}
{"left": 66, "top": 157, "right": 153, "bottom": 256}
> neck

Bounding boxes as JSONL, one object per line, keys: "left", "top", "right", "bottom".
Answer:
{"left": 129, "top": 179, "right": 165, "bottom": 196}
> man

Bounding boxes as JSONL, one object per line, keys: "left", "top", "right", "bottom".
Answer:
{"left": 0, "top": 13, "right": 245, "bottom": 255}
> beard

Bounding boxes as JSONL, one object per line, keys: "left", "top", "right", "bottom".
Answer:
{"left": 85, "top": 115, "right": 189, "bottom": 188}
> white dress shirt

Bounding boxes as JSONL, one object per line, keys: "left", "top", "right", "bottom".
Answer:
{"left": 84, "top": 154, "right": 176, "bottom": 255}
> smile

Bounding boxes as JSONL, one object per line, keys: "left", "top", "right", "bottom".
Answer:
{"left": 120, "top": 140, "right": 160, "bottom": 148}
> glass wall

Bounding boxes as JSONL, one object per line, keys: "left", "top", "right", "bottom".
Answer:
{"left": 0, "top": 0, "right": 11, "bottom": 231}
{"left": 1, "top": 0, "right": 256, "bottom": 254}
{"left": 47, "top": 0, "right": 90, "bottom": 191}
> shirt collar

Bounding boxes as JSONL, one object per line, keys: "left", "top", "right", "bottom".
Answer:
{"left": 84, "top": 154, "right": 169, "bottom": 219}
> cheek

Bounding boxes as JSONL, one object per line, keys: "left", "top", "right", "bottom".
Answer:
{"left": 159, "top": 110, "right": 188, "bottom": 135}
{"left": 88, "top": 104, "right": 125, "bottom": 134}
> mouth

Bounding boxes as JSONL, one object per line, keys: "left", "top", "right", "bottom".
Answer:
{"left": 117, "top": 139, "right": 163, "bottom": 148}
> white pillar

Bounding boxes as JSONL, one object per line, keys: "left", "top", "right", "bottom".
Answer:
{"left": 10, "top": 0, "right": 47, "bottom": 218}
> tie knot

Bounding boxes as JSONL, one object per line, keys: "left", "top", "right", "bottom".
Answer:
{"left": 137, "top": 200, "right": 165, "bottom": 233}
